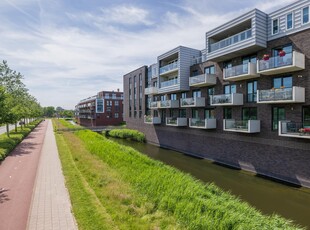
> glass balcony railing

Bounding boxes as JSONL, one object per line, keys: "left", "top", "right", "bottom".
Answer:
{"left": 160, "top": 78, "right": 178, "bottom": 88}
{"left": 149, "top": 101, "right": 159, "bottom": 109}
{"left": 211, "top": 94, "right": 232, "bottom": 104}
{"left": 209, "top": 28, "right": 252, "bottom": 52}
{"left": 180, "top": 97, "right": 205, "bottom": 107}
{"left": 258, "top": 53, "right": 293, "bottom": 71}
{"left": 190, "top": 118, "right": 206, "bottom": 127}
{"left": 189, "top": 73, "right": 217, "bottom": 86}
{"left": 166, "top": 117, "right": 177, "bottom": 125}
{"left": 258, "top": 88, "right": 293, "bottom": 102}
{"left": 160, "top": 100, "right": 171, "bottom": 108}
{"left": 159, "top": 61, "right": 178, "bottom": 74}
{"left": 279, "top": 121, "right": 310, "bottom": 139}
{"left": 224, "top": 119, "right": 261, "bottom": 133}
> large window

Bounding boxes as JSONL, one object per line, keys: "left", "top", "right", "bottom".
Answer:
{"left": 287, "top": 13, "right": 293, "bottom": 30}
{"left": 273, "top": 76, "right": 292, "bottom": 89}
{"left": 179, "top": 109, "right": 186, "bottom": 118}
{"left": 272, "top": 107, "right": 285, "bottom": 130}
{"left": 303, "top": 6, "right": 309, "bottom": 24}
{"left": 272, "top": 18, "right": 279, "bottom": 35}
{"left": 192, "top": 90, "right": 201, "bottom": 98}
{"left": 192, "top": 109, "right": 199, "bottom": 119}
{"left": 223, "top": 108, "right": 232, "bottom": 119}
{"left": 96, "top": 99, "right": 104, "bottom": 113}
{"left": 303, "top": 107, "right": 310, "bottom": 127}
{"left": 247, "top": 81, "right": 257, "bottom": 102}
{"left": 181, "top": 92, "right": 187, "bottom": 99}
{"left": 170, "top": 93, "right": 177, "bottom": 100}
{"left": 205, "top": 109, "right": 215, "bottom": 119}
{"left": 242, "top": 107, "right": 257, "bottom": 120}
{"left": 224, "top": 84, "right": 236, "bottom": 94}
{"left": 204, "top": 65, "right": 215, "bottom": 74}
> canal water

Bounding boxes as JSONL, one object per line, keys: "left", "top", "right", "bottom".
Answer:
{"left": 111, "top": 138, "right": 310, "bottom": 229}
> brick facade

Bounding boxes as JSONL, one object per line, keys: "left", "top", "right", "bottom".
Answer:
{"left": 76, "top": 90, "right": 123, "bottom": 127}
{"left": 123, "top": 14, "right": 310, "bottom": 187}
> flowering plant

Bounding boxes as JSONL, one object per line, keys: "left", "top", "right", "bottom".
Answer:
{"left": 279, "top": 50, "right": 286, "bottom": 57}
{"left": 263, "top": 54, "right": 270, "bottom": 61}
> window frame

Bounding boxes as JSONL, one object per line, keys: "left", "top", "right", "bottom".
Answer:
{"left": 302, "top": 6, "right": 309, "bottom": 25}
{"left": 272, "top": 18, "right": 279, "bottom": 35}
{"left": 286, "top": 12, "right": 294, "bottom": 30}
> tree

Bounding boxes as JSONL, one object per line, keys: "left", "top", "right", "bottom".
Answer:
{"left": 0, "top": 60, "right": 42, "bottom": 137}
{"left": 43, "top": 106, "right": 56, "bottom": 117}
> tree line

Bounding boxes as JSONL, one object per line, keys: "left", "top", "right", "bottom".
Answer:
{"left": 0, "top": 60, "right": 42, "bottom": 137}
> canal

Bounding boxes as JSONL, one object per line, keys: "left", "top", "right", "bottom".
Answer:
{"left": 111, "top": 138, "right": 310, "bottom": 229}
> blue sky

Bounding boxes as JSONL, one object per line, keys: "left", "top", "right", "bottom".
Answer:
{"left": 0, "top": 0, "right": 296, "bottom": 109}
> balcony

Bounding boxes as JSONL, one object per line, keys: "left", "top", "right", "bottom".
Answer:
{"left": 223, "top": 119, "right": 260, "bottom": 133}
{"left": 149, "top": 101, "right": 159, "bottom": 109}
{"left": 223, "top": 63, "right": 259, "bottom": 81}
{"left": 210, "top": 28, "right": 252, "bottom": 53}
{"left": 189, "top": 118, "right": 216, "bottom": 129}
{"left": 158, "top": 100, "right": 179, "bottom": 109}
{"left": 279, "top": 121, "right": 310, "bottom": 139}
{"left": 144, "top": 115, "right": 161, "bottom": 125}
{"left": 160, "top": 78, "right": 178, "bottom": 88}
{"left": 210, "top": 93, "right": 243, "bottom": 106}
{"left": 159, "top": 61, "right": 178, "bottom": 76}
{"left": 257, "top": 87, "right": 305, "bottom": 104}
{"left": 180, "top": 97, "right": 205, "bottom": 107}
{"left": 145, "top": 87, "right": 158, "bottom": 95}
{"left": 189, "top": 73, "right": 217, "bottom": 87}
{"left": 257, "top": 51, "right": 305, "bottom": 75}
{"left": 166, "top": 117, "right": 187, "bottom": 126}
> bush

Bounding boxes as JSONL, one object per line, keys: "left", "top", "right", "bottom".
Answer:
{"left": 106, "top": 129, "right": 146, "bottom": 142}
{"left": 0, "top": 120, "right": 42, "bottom": 161}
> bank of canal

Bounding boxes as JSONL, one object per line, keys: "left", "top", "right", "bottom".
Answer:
{"left": 111, "top": 138, "right": 310, "bottom": 229}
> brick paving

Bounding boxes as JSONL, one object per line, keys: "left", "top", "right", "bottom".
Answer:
{"left": 27, "top": 120, "right": 77, "bottom": 230}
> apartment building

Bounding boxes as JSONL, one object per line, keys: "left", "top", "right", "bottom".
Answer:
{"left": 123, "top": 0, "right": 310, "bottom": 187}
{"left": 76, "top": 89, "right": 123, "bottom": 126}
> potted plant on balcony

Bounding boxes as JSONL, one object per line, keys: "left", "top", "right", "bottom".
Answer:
{"left": 279, "top": 50, "right": 286, "bottom": 57}
{"left": 263, "top": 54, "right": 270, "bottom": 61}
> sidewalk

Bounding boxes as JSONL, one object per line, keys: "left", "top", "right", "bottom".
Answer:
{"left": 27, "top": 120, "right": 77, "bottom": 230}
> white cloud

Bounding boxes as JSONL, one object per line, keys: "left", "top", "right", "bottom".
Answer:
{"left": 0, "top": 0, "right": 299, "bottom": 109}
{"left": 100, "top": 5, "right": 153, "bottom": 26}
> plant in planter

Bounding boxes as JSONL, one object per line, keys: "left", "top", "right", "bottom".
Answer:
{"left": 279, "top": 50, "right": 286, "bottom": 57}
{"left": 263, "top": 54, "right": 270, "bottom": 61}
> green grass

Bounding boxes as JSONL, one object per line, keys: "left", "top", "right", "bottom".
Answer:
{"left": 54, "top": 119, "right": 182, "bottom": 230}
{"left": 106, "top": 129, "right": 146, "bottom": 142}
{"left": 0, "top": 120, "right": 42, "bottom": 160}
{"left": 55, "top": 119, "right": 301, "bottom": 230}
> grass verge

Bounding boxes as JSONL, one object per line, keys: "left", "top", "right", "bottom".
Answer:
{"left": 0, "top": 120, "right": 42, "bottom": 160}
{"left": 54, "top": 119, "right": 181, "bottom": 230}
{"left": 54, "top": 119, "right": 301, "bottom": 229}
{"left": 105, "top": 128, "right": 146, "bottom": 142}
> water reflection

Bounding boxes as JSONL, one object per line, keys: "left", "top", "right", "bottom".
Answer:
{"left": 111, "top": 138, "right": 310, "bottom": 229}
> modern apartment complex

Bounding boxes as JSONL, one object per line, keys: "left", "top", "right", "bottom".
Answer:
{"left": 123, "top": 0, "right": 310, "bottom": 187}
{"left": 76, "top": 90, "right": 123, "bottom": 126}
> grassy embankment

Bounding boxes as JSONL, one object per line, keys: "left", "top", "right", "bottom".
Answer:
{"left": 54, "top": 119, "right": 301, "bottom": 230}
{"left": 0, "top": 119, "right": 42, "bottom": 160}
{"left": 105, "top": 129, "right": 146, "bottom": 142}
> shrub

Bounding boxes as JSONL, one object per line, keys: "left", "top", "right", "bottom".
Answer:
{"left": 0, "top": 120, "right": 42, "bottom": 161}
{"left": 107, "top": 129, "right": 146, "bottom": 142}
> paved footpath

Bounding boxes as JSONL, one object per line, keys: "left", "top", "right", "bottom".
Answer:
{"left": 0, "top": 120, "right": 77, "bottom": 230}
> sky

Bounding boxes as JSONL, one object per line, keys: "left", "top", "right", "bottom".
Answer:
{"left": 0, "top": 0, "right": 297, "bottom": 109}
